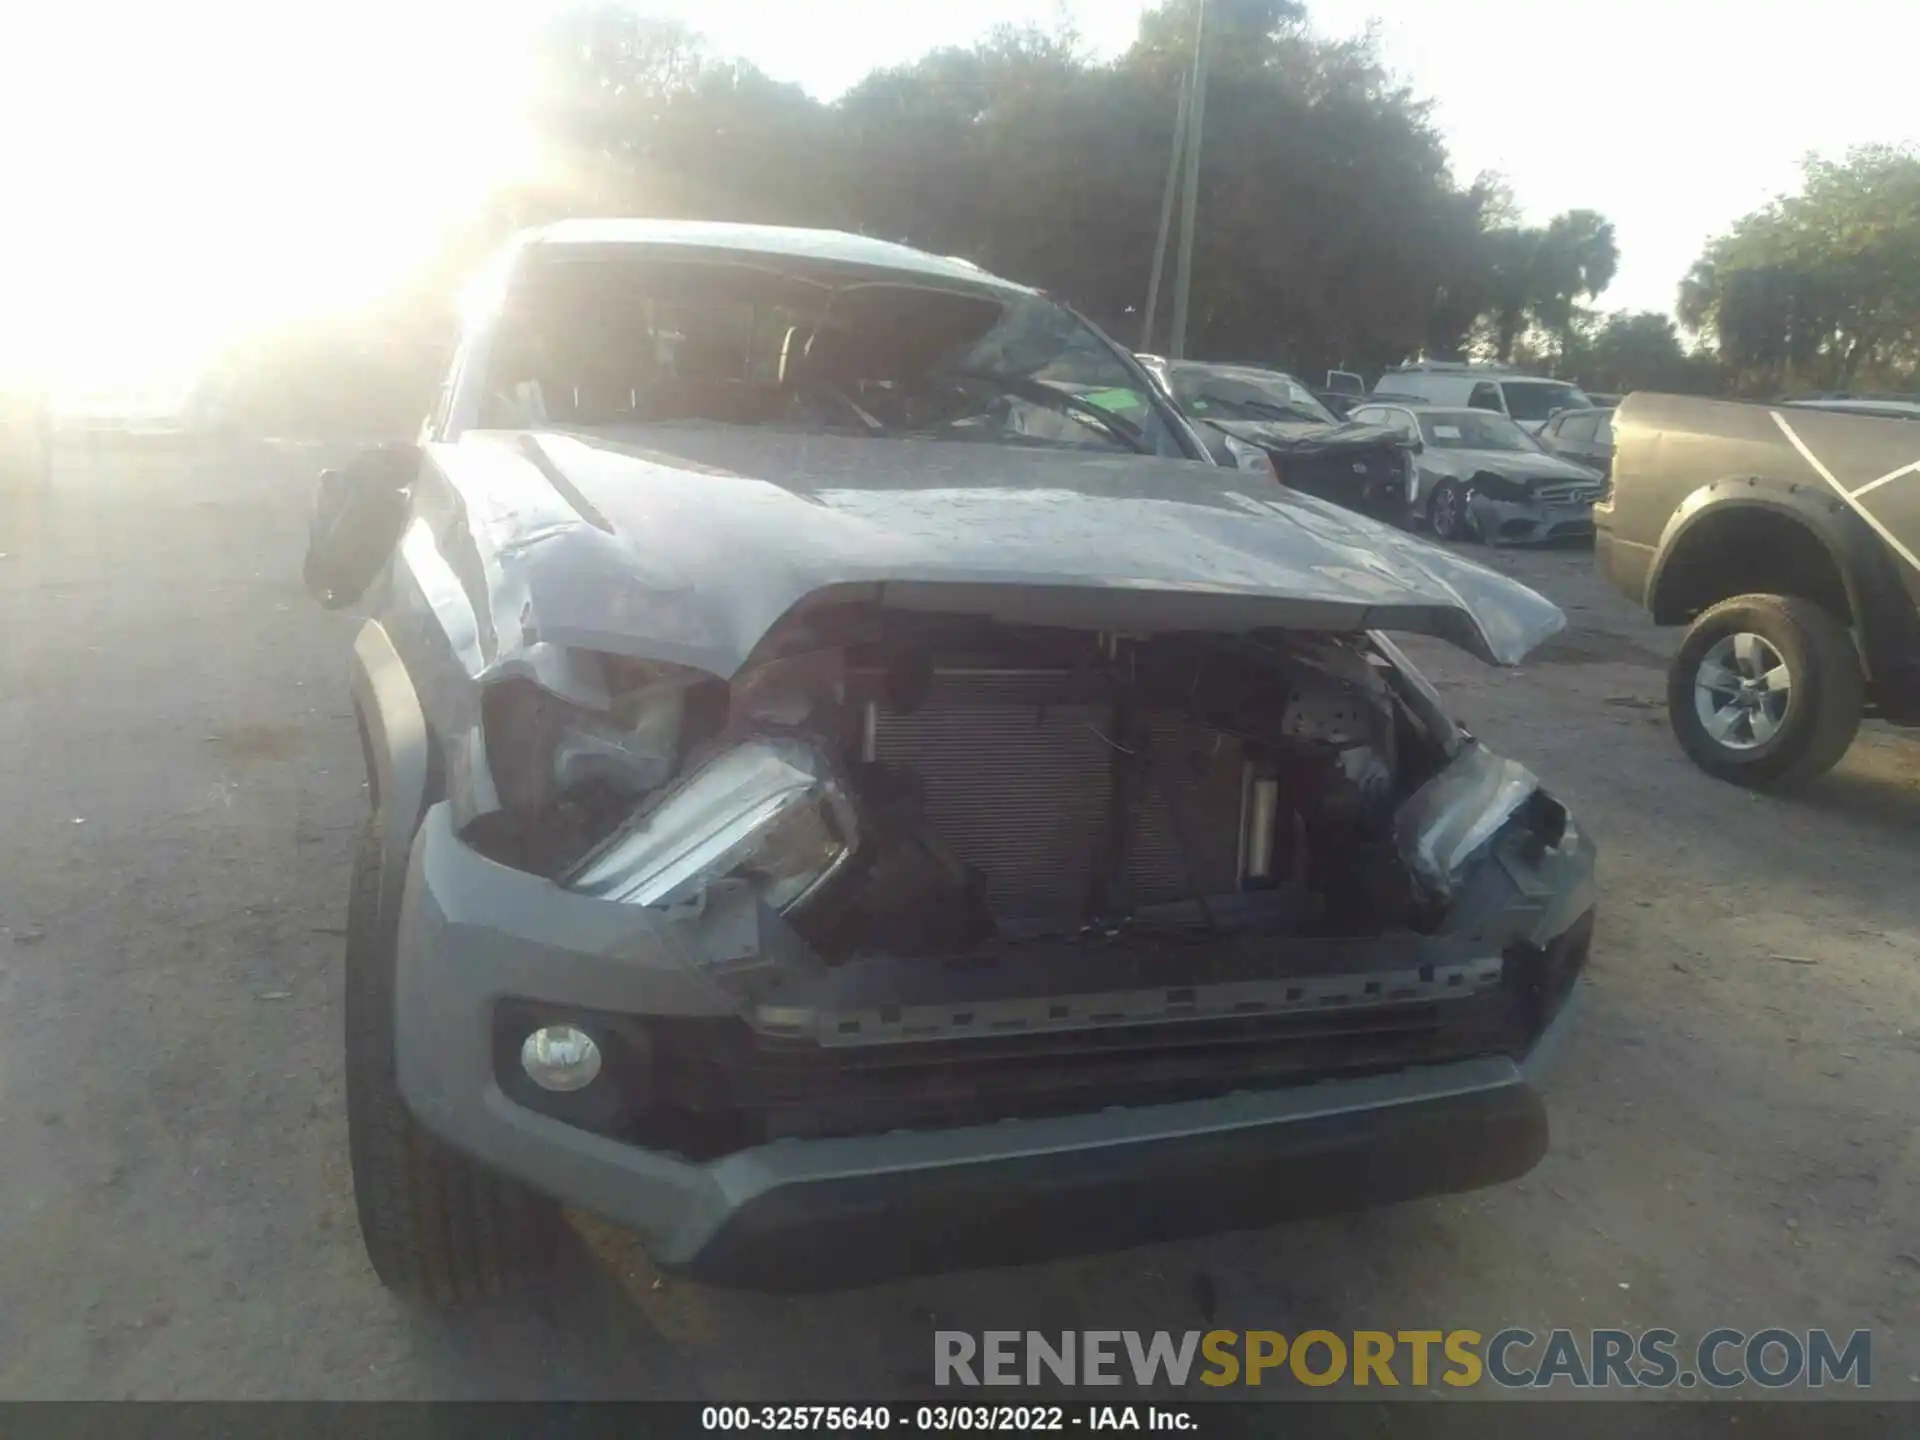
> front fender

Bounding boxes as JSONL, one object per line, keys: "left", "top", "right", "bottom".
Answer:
{"left": 349, "top": 620, "right": 439, "bottom": 918}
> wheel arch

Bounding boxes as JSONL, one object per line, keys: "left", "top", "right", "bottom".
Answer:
{"left": 347, "top": 620, "right": 442, "bottom": 917}
{"left": 1647, "top": 480, "right": 1860, "bottom": 628}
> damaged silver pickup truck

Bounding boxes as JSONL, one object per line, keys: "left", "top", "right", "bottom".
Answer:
{"left": 304, "top": 220, "right": 1596, "bottom": 1299}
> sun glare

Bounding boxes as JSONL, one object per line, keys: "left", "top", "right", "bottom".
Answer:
{"left": 0, "top": 1, "right": 541, "bottom": 401}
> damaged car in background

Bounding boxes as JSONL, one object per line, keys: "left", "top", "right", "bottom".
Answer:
{"left": 1138, "top": 355, "right": 1416, "bottom": 525}
{"left": 304, "top": 219, "right": 1596, "bottom": 1298}
{"left": 1348, "top": 402, "right": 1608, "bottom": 545}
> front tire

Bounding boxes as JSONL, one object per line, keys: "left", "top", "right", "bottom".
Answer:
{"left": 344, "top": 818, "right": 558, "bottom": 1303}
{"left": 1428, "top": 480, "right": 1472, "bottom": 542}
{"left": 1666, "top": 594, "right": 1862, "bottom": 787}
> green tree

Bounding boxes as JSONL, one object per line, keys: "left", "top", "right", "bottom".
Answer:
{"left": 1456, "top": 209, "right": 1617, "bottom": 366}
{"left": 230, "top": 1, "right": 1634, "bottom": 433}
{"left": 1113, "top": 2, "right": 1475, "bottom": 370}
{"left": 1478, "top": 225, "right": 1542, "bottom": 364}
{"left": 512, "top": 0, "right": 1624, "bottom": 379}
{"left": 1530, "top": 209, "right": 1618, "bottom": 365}
{"left": 1680, "top": 145, "right": 1920, "bottom": 394}
{"left": 1570, "top": 311, "right": 1715, "bottom": 395}
{"left": 1128, "top": 0, "right": 1306, "bottom": 79}
{"left": 532, "top": 8, "right": 833, "bottom": 220}
{"left": 1421, "top": 177, "right": 1515, "bottom": 360}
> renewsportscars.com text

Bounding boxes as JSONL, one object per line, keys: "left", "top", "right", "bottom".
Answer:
{"left": 935, "top": 1328, "right": 1872, "bottom": 1390}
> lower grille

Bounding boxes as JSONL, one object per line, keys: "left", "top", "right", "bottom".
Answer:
{"left": 490, "top": 914, "right": 1596, "bottom": 1159}
{"left": 602, "top": 993, "right": 1523, "bottom": 1154}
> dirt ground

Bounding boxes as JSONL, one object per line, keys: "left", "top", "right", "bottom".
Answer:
{"left": 1, "top": 441, "right": 1915, "bottom": 1403}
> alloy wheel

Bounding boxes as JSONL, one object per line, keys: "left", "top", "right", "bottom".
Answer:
{"left": 1693, "top": 631, "right": 1792, "bottom": 750}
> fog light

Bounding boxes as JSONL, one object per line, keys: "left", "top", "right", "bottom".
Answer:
{"left": 520, "top": 1025, "right": 602, "bottom": 1092}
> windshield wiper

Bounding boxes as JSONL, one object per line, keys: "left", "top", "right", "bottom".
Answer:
{"left": 948, "top": 370, "right": 1151, "bottom": 454}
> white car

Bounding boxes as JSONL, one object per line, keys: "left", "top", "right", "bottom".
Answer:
{"left": 1373, "top": 362, "right": 1594, "bottom": 435}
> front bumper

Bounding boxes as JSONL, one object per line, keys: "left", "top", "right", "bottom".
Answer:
{"left": 393, "top": 804, "right": 1591, "bottom": 1289}
{"left": 1468, "top": 492, "right": 1596, "bottom": 545}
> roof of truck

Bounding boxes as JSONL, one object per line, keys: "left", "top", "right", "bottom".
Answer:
{"left": 516, "top": 218, "right": 1036, "bottom": 296}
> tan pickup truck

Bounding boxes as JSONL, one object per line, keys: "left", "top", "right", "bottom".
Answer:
{"left": 1595, "top": 392, "right": 1920, "bottom": 785}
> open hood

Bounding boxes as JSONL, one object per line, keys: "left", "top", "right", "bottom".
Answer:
{"left": 429, "top": 427, "right": 1566, "bottom": 675}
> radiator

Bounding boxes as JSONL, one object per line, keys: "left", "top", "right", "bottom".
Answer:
{"left": 865, "top": 669, "right": 1251, "bottom": 918}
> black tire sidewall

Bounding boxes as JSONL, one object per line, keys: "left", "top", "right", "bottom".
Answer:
{"left": 1667, "top": 597, "right": 1860, "bottom": 784}
{"left": 342, "top": 820, "right": 415, "bottom": 1282}
{"left": 342, "top": 814, "right": 559, "bottom": 1302}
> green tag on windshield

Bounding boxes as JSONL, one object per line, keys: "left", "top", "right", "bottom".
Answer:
{"left": 1083, "top": 387, "right": 1145, "bottom": 415}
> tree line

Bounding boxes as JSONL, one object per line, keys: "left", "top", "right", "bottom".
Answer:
{"left": 507, "top": 0, "right": 1635, "bottom": 377}
{"left": 219, "top": 0, "right": 1919, "bottom": 436}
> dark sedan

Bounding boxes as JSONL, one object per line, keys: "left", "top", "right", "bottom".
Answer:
{"left": 1139, "top": 357, "right": 1414, "bottom": 524}
{"left": 1538, "top": 406, "right": 1616, "bottom": 480}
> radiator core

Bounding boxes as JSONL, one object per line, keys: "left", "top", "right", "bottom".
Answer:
{"left": 865, "top": 669, "right": 1252, "bottom": 918}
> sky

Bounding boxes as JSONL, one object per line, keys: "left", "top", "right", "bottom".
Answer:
{"left": 2, "top": 0, "right": 1916, "bottom": 391}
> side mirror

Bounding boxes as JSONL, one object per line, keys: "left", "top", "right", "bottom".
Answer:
{"left": 302, "top": 443, "right": 418, "bottom": 609}
{"left": 1409, "top": 438, "right": 1425, "bottom": 454}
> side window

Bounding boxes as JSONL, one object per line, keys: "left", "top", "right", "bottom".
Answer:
{"left": 1350, "top": 407, "right": 1382, "bottom": 424}
{"left": 1559, "top": 414, "right": 1597, "bottom": 444}
{"left": 1468, "top": 382, "right": 1503, "bottom": 412}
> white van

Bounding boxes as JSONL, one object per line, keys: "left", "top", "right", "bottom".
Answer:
{"left": 1372, "top": 362, "right": 1593, "bottom": 435}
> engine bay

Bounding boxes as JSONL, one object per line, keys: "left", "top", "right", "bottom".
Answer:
{"left": 476, "top": 608, "right": 1461, "bottom": 963}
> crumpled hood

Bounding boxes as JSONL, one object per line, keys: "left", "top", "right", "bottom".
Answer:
{"left": 1422, "top": 446, "right": 1602, "bottom": 484}
{"left": 1206, "top": 415, "right": 1409, "bottom": 456}
{"left": 430, "top": 427, "right": 1566, "bottom": 674}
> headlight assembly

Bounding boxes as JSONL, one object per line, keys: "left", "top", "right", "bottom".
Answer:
{"left": 1220, "top": 433, "right": 1277, "bottom": 479}
{"left": 474, "top": 668, "right": 693, "bottom": 875}
{"left": 1466, "top": 470, "right": 1527, "bottom": 502}
{"left": 1393, "top": 741, "right": 1541, "bottom": 898}
{"left": 564, "top": 737, "right": 858, "bottom": 911}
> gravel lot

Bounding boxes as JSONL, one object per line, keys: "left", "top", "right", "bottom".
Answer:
{"left": 1, "top": 442, "right": 1915, "bottom": 1403}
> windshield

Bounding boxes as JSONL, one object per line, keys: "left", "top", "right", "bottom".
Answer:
{"left": 1501, "top": 379, "right": 1591, "bottom": 422}
{"left": 1165, "top": 364, "right": 1338, "bottom": 425}
{"left": 1418, "top": 411, "right": 1543, "bottom": 453}
{"left": 474, "top": 255, "right": 1182, "bottom": 456}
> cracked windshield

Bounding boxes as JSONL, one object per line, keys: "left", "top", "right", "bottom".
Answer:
{"left": 2, "top": 0, "right": 1916, "bottom": 1420}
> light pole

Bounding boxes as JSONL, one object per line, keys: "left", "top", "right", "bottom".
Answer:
{"left": 1139, "top": 77, "right": 1189, "bottom": 353}
{"left": 1168, "top": 0, "right": 1209, "bottom": 360}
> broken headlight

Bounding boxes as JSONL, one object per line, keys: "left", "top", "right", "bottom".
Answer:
{"left": 1392, "top": 741, "right": 1541, "bottom": 898}
{"left": 1220, "top": 433, "right": 1277, "bottom": 480}
{"left": 564, "top": 737, "right": 858, "bottom": 911}
{"left": 1466, "top": 471, "right": 1528, "bottom": 502}
{"left": 478, "top": 674, "right": 684, "bottom": 874}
